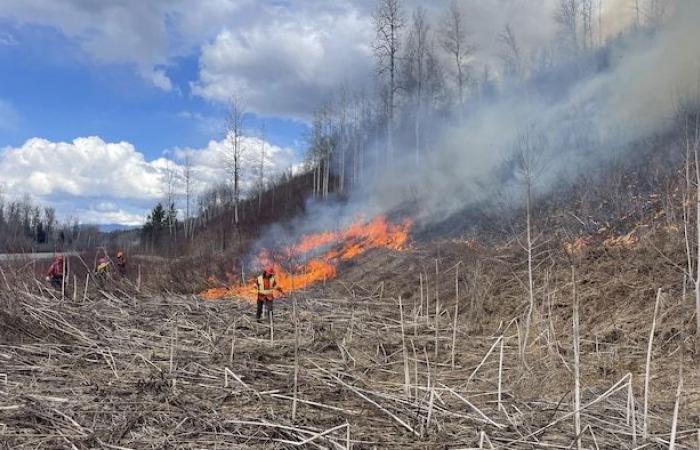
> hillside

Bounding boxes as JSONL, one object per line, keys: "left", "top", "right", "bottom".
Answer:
{"left": 2, "top": 146, "right": 699, "bottom": 448}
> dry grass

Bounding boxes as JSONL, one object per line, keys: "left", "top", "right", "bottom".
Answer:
{"left": 1, "top": 231, "right": 699, "bottom": 449}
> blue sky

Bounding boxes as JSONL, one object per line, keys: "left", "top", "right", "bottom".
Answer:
{"left": 0, "top": 0, "right": 379, "bottom": 224}
{"left": 0, "top": 20, "right": 306, "bottom": 156}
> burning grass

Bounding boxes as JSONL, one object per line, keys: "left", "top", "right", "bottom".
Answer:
{"left": 200, "top": 215, "right": 412, "bottom": 301}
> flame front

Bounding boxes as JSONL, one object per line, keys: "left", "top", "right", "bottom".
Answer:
{"left": 200, "top": 215, "right": 411, "bottom": 301}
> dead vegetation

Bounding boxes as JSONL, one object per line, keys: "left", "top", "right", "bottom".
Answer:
{"left": 1, "top": 228, "right": 699, "bottom": 449}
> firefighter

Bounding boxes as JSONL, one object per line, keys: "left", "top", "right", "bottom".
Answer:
{"left": 256, "top": 267, "right": 284, "bottom": 322}
{"left": 95, "top": 256, "right": 111, "bottom": 278}
{"left": 45, "top": 255, "right": 65, "bottom": 289}
{"left": 115, "top": 250, "right": 127, "bottom": 276}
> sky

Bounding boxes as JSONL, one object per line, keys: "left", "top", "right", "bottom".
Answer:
{"left": 0, "top": 0, "right": 636, "bottom": 225}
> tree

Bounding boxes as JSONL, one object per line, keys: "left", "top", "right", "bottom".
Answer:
{"left": 257, "top": 122, "right": 266, "bottom": 214}
{"left": 222, "top": 96, "right": 247, "bottom": 227}
{"left": 373, "top": 0, "right": 404, "bottom": 164}
{"left": 556, "top": 0, "right": 579, "bottom": 57}
{"left": 498, "top": 24, "right": 522, "bottom": 79}
{"left": 440, "top": 0, "right": 473, "bottom": 110}
{"left": 163, "top": 159, "right": 179, "bottom": 239}
{"left": 580, "top": 0, "right": 594, "bottom": 51}
{"left": 182, "top": 151, "right": 194, "bottom": 240}
{"left": 404, "top": 6, "right": 431, "bottom": 165}
{"left": 513, "top": 130, "right": 546, "bottom": 367}
{"left": 143, "top": 203, "right": 166, "bottom": 252}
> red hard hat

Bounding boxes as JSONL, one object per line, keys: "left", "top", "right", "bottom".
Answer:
{"left": 265, "top": 267, "right": 275, "bottom": 275}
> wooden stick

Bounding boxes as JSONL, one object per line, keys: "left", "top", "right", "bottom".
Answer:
{"left": 451, "top": 264, "right": 459, "bottom": 370}
{"left": 61, "top": 255, "right": 66, "bottom": 300}
{"left": 82, "top": 273, "right": 89, "bottom": 302}
{"left": 398, "top": 296, "right": 411, "bottom": 397}
{"left": 292, "top": 294, "right": 299, "bottom": 421}
{"left": 572, "top": 266, "right": 582, "bottom": 450}
{"left": 72, "top": 275, "right": 77, "bottom": 301}
{"left": 628, "top": 374, "right": 637, "bottom": 447}
{"left": 643, "top": 288, "right": 662, "bottom": 440}
{"left": 669, "top": 344, "right": 684, "bottom": 450}
{"left": 229, "top": 318, "right": 236, "bottom": 363}
{"left": 468, "top": 336, "right": 503, "bottom": 389}
{"left": 169, "top": 315, "right": 178, "bottom": 374}
{"left": 498, "top": 337, "right": 504, "bottom": 412}
{"left": 419, "top": 272, "right": 424, "bottom": 321}
{"left": 434, "top": 259, "right": 439, "bottom": 359}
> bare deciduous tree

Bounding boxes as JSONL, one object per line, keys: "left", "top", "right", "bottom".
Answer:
{"left": 498, "top": 24, "right": 522, "bottom": 79}
{"left": 556, "top": 0, "right": 579, "bottom": 56}
{"left": 440, "top": 0, "right": 473, "bottom": 109}
{"left": 222, "top": 96, "right": 247, "bottom": 227}
{"left": 373, "top": 0, "right": 404, "bottom": 164}
{"left": 514, "top": 130, "right": 546, "bottom": 366}
{"left": 404, "top": 6, "right": 431, "bottom": 164}
{"left": 182, "top": 152, "right": 194, "bottom": 240}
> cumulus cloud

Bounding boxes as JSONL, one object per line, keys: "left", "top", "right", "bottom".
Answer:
{"left": 0, "top": 0, "right": 638, "bottom": 115}
{"left": 0, "top": 134, "right": 299, "bottom": 224}
{"left": 141, "top": 67, "right": 173, "bottom": 92}
{"left": 192, "top": 3, "right": 374, "bottom": 119}
{"left": 0, "top": 0, "right": 247, "bottom": 90}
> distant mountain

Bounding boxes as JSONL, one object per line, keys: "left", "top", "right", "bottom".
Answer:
{"left": 97, "top": 224, "right": 141, "bottom": 233}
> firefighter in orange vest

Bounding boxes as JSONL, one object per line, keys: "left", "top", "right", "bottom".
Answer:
{"left": 46, "top": 255, "right": 65, "bottom": 289}
{"left": 256, "top": 267, "right": 284, "bottom": 322}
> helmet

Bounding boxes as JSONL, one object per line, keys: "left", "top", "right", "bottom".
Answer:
{"left": 265, "top": 267, "right": 275, "bottom": 275}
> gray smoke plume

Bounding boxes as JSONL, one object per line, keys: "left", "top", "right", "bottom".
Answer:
{"left": 253, "top": 0, "right": 698, "bottom": 264}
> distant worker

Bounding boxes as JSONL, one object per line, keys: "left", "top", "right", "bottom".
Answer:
{"left": 256, "top": 267, "right": 284, "bottom": 322}
{"left": 95, "top": 256, "right": 111, "bottom": 277}
{"left": 115, "top": 250, "right": 127, "bottom": 276}
{"left": 46, "top": 255, "right": 65, "bottom": 289}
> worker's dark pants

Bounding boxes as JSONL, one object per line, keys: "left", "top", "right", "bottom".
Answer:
{"left": 49, "top": 276, "right": 63, "bottom": 289}
{"left": 256, "top": 297, "right": 273, "bottom": 321}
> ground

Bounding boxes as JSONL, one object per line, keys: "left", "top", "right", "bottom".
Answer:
{"left": 0, "top": 237, "right": 699, "bottom": 449}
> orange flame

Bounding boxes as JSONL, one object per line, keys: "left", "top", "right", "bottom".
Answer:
{"left": 200, "top": 215, "right": 412, "bottom": 300}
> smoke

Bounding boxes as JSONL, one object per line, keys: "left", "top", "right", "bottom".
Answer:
{"left": 365, "top": 0, "right": 699, "bottom": 225}
{"left": 252, "top": 0, "right": 698, "bottom": 264}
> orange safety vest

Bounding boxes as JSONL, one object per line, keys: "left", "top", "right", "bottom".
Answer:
{"left": 257, "top": 275, "right": 277, "bottom": 300}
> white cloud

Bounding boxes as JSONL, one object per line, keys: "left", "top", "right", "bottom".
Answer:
{"left": 141, "top": 67, "right": 173, "bottom": 92}
{"left": 0, "top": 0, "right": 639, "bottom": 117}
{"left": 192, "top": 5, "right": 374, "bottom": 119}
{"left": 0, "top": 134, "right": 299, "bottom": 224}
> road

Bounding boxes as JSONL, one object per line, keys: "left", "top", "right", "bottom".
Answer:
{"left": 0, "top": 252, "right": 79, "bottom": 261}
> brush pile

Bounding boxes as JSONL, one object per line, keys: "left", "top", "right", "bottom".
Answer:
{"left": 1, "top": 242, "right": 698, "bottom": 449}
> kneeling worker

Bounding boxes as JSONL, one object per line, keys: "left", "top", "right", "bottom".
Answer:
{"left": 256, "top": 267, "right": 284, "bottom": 322}
{"left": 46, "top": 255, "right": 65, "bottom": 289}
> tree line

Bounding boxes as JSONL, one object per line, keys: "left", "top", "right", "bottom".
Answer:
{"left": 0, "top": 190, "right": 100, "bottom": 253}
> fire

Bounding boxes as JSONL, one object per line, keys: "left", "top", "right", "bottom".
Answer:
{"left": 200, "top": 215, "right": 412, "bottom": 301}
